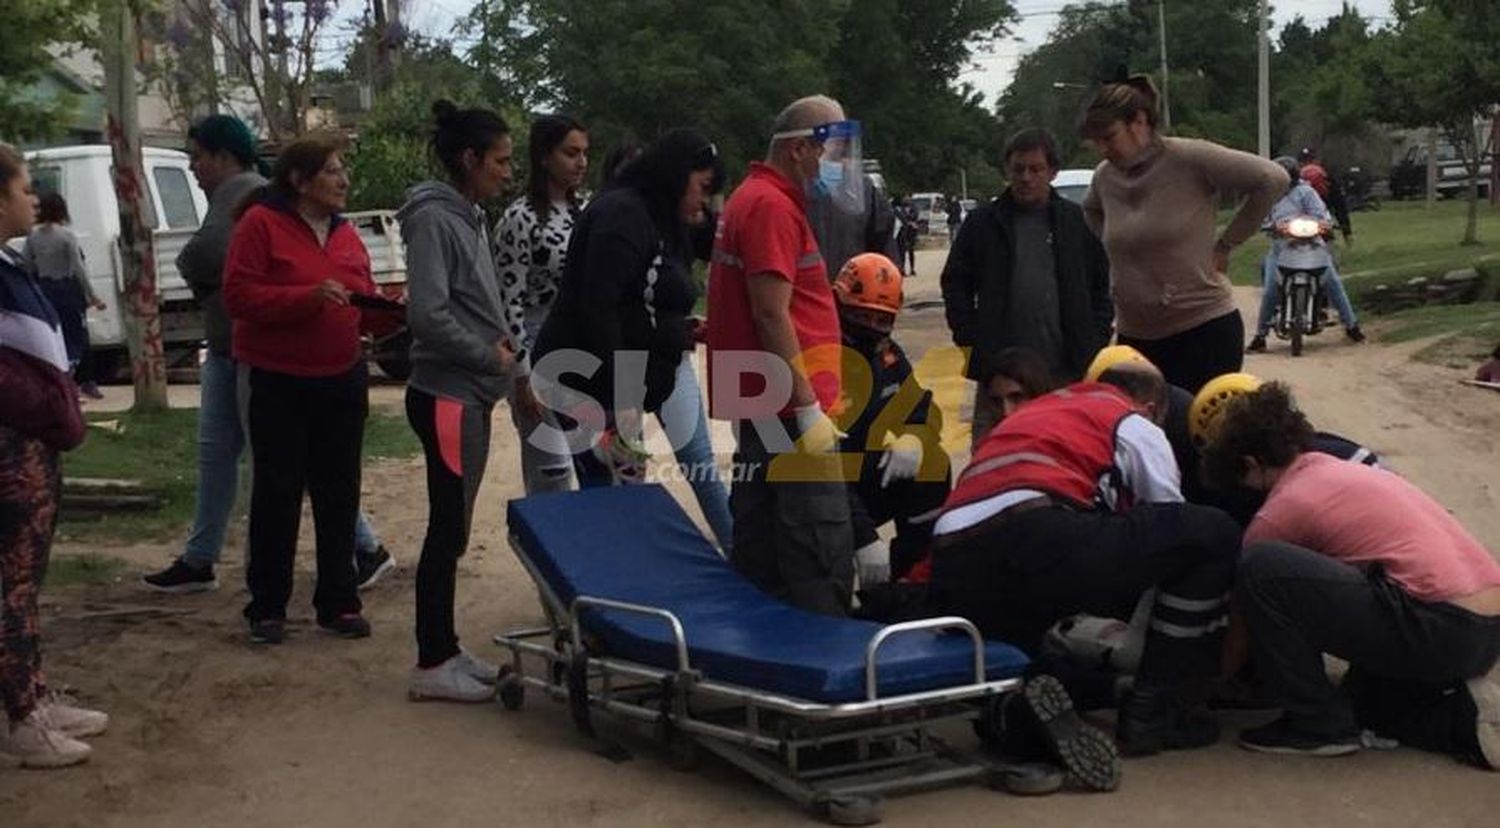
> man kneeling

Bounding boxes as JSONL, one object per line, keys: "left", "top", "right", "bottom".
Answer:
{"left": 1202, "top": 383, "right": 1500, "bottom": 766}
{"left": 928, "top": 365, "right": 1242, "bottom": 756}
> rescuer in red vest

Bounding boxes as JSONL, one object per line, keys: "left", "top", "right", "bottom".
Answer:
{"left": 927, "top": 360, "right": 1242, "bottom": 757}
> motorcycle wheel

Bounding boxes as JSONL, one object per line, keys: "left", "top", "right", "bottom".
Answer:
{"left": 1290, "top": 284, "right": 1308, "bottom": 357}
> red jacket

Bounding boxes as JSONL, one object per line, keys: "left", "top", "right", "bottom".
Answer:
{"left": 1300, "top": 162, "right": 1330, "bottom": 200}
{"left": 223, "top": 200, "right": 375, "bottom": 377}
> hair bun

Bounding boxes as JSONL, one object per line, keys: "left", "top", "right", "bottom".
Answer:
{"left": 432, "top": 99, "right": 458, "bottom": 124}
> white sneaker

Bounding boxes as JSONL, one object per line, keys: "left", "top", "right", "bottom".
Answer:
{"left": 3, "top": 711, "right": 91, "bottom": 769}
{"left": 409, "top": 656, "right": 495, "bottom": 703}
{"left": 457, "top": 648, "right": 500, "bottom": 686}
{"left": 38, "top": 692, "right": 109, "bottom": 738}
{"left": 1468, "top": 665, "right": 1500, "bottom": 770}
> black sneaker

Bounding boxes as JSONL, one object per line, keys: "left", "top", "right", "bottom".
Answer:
{"left": 318, "top": 613, "right": 372, "bottom": 639}
{"left": 1018, "top": 674, "right": 1121, "bottom": 792}
{"left": 1246, "top": 335, "right": 1268, "bottom": 353}
{"left": 1346, "top": 325, "right": 1366, "bottom": 343}
{"left": 1238, "top": 715, "right": 1361, "bottom": 757}
{"left": 141, "top": 559, "right": 219, "bottom": 594}
{"left": 248, "top": 618, "right": 286, "bottom": 645}
{"left": 355, "top": 546, "right": 396, "bottom": 591}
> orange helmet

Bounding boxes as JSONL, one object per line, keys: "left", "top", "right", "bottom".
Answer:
{"left": 833, "top": 253, "right": 903, "bottom": 315}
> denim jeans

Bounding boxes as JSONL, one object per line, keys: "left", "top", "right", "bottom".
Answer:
{"left": 183, "top": 352, "right": 378, "bottom": 569}
{"left": 656, "top": 355, "right": 733, "bottom": 551}
{"left": 1256, "top": 253, "right": 1358, "bottom": 336}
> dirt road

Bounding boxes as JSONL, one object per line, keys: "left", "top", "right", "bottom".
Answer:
{"left": 5, "top": 248, "right": 1500, "bottom": 827}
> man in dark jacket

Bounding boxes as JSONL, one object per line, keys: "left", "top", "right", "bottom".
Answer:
{"left": 940, "top": 128, "right": 1112, "bottom": 449}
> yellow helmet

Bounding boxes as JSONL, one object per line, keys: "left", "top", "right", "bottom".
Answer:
{"left": 1189, "top": 373, "right": 1265, "bottom": 447}
{"left": 1084, "top": 345, "right": 1151, "bottom": 383}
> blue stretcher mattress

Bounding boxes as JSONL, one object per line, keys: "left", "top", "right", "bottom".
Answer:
{"left": 506, "top": 485, "right": 1030, "bottom": 704}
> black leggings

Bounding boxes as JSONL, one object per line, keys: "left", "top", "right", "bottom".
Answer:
{"left": 1119, "top": 310, "right": 1244, "bottom": 395}
{"left": 406, "top": 387, "right": 494, "bottom": 668}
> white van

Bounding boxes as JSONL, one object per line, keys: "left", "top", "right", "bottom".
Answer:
{"left": 24, "top": 146, "right": 409, "bottom": 376}
{"left": 25, "top": 146, "right": 209, "bottom": 374}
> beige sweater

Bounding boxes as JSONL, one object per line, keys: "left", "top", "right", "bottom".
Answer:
{"left": 1084, "top": 137, "right": 1289, "bottom": 340}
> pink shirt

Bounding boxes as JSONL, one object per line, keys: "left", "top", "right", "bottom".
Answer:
{"left": 1245, "top": 452, "right": 1500, "bottom": 602}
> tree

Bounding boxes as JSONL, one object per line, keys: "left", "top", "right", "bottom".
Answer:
{"left": 1369, "top": 0, "right": 1500, "bottom": 244}
{"left": 827, "top": 0, "right": 1016, "bottom": 195}
{"left": 465, "top": 0, "right": 844, "bottom": 180}
{"left": 0, "top": 0, "right": 96, "bottom": 141}
{"left": 150, "top": 0, "right": 343, "bottom": 140}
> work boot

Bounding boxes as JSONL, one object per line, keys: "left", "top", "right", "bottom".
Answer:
{"left": 1117, "top": 679, "right": 1221, "bottom": 757}
{"left": 1246, "top": 335, "right": 1267, "bottom": 353}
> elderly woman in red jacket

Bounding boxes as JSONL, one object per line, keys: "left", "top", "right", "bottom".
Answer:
{"left": 223, "top": 133, "right": 377, "bottom": 645}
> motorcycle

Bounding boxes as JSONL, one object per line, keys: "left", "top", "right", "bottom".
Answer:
{"left": 1270, "top": 215, "right": 1333, "bottom": 357}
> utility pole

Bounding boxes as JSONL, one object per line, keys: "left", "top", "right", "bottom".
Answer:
{"left": 372, "top": 0, "right": 391, "bottom": 92}
{"left": 1157, "top": 1, "right": 1171, "bottom": 132}
{"left": 1257, "top": 0, "right": 1270, "bottom": 157}
{"left": 101, "top": 0, "right": 169, "bottom": 411}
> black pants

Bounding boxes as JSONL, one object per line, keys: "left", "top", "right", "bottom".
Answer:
{"left": 406, "top": 387, "right": 494, "bottom": 668}
{"left": 1239, "top": 541, "right": 1500, "bottom": 757}
{"left": 929, "top": 502, "right": 1241, "bottom": 683}
{"left": 39, "top": 279, "right": 92, "bottom": 382}
{"left": 730, "top": 418, "right": 854, "bottom": 616}
{"left": 847, "top": 455, "right": 950, "bottom": 580}
{"left": 1119, "top": 310, "right": 1244, "bottom": 395}
{"left": 241, "top": 363, "right": 366, "bottom": 624}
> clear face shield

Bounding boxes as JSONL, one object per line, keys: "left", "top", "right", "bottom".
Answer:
{"left": 775, "top": 120, "right": 866, "bottom": 214}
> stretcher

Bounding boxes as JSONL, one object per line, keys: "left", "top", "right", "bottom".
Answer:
{"left": 493, "top": 484, "right": 1032, "bottom": 824}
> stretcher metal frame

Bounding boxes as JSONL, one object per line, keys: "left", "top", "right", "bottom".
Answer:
{"left": 493, "top": 532, "right": 1025, "bottom": 825}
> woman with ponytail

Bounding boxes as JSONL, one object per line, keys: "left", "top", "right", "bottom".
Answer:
{"left": 399, "top": 100, "right": 516, "bottom": 702}
{"left": 1079, "top": 73, "right": 1288, "bottom": 393}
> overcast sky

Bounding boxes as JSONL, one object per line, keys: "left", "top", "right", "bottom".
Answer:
{"left": 331, "top": 0, "right": 1396, "bottom": 106}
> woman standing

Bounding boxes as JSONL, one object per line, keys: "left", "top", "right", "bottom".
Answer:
{"left": 24, "top": 193, "right": 106, "bottom": 399}
{"left": 0, "top": 144, "right": 108, "bottom": 769}
{"left": 222, "top": 134, "right": 376, "bottom": 645}
{"left": 401, "top": 101, "right": 516, "bottom": 702}
{"left": 493, "top": 114, "right": 587, "bottom": 495}
{"left": 533, "top": 130, "right": 724, "bottom": 497}
{"left": 1080, "top": 74, "right": 1287, "bottom": 393}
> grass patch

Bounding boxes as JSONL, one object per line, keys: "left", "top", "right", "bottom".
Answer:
{"left": 58, "top": 407, "right": 421, "bottom": 542}
{"left": 47, "top": 553, "right": 129, "bottom": 586}
{"left": 1366, "top": 301, "right": 1500, "bottom": 368}
{"left": 1227, "top": 200, "right": 1500, "bottom": 288}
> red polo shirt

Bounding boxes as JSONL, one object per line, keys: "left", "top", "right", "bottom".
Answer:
{"left": 707, "top": 162, "right": 841, "bottom": 419}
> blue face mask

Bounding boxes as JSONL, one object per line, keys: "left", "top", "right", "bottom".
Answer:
{"left": 819, "top": 158, "right": 845, "bottom": 190}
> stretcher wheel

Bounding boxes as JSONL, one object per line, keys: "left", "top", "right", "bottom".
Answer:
{"left": 819, "top": 794, "right": 883, "bottom": 826}
{"left": 497, "top": 665, "right": 525, "bottom": 711}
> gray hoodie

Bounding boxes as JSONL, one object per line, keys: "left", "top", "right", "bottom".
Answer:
{"left": 398, "top": 181, "right": 511, "bottom": 406}
{"left": 179, "top": 170, "right": 266, "bottom": 354}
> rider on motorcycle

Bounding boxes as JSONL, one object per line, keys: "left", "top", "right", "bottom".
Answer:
{"left": 1247, "top": 157, "right": 1364, "bottom": 353}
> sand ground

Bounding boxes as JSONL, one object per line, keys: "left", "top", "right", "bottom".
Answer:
{"left": 5, "top": 247, "right": 1500, "bottom": 827}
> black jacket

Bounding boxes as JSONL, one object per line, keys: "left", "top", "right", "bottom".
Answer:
{"left": 940, "top": 189, "right": 1113, "bottom": 381}
{"left": 534, "top": 187, "right": 696, "bottom": 414}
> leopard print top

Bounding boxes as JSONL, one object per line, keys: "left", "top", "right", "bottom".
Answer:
{"left": 492, "top": 198, "right": 577, "bottom": 369}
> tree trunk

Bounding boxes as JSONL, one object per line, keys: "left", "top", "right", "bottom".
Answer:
{"left": 1462, "top": 120, "right": 1481, "bottom": 246}
{"left": 102, "top": 2, "right": 170, "bottom": 411}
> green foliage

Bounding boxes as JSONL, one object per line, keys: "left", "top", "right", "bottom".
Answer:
{"left": 0, "top": 0, "right": 95, "bottom": 141}
{"left": 829, "top": 0, "right": 1015, "bottom": 195}
{"left": 47, "top": 553, "right": 129, "bottom": 586}
{"left": 345, "top": 35, "right": 527, "bottom": 212}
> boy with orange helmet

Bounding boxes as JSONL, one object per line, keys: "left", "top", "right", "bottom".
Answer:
{"left": 831, "top": 253, "right": 951, "bottom": 586}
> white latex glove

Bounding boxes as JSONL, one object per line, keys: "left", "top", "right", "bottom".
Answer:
{"left": 792, "top": 402, "right": 844, "bottom": 454}
{"left": 855, "top": 539, "right": 891, "bottom": 587}
{"left": 878, "top": 433, "right": 924, "bottom": 488}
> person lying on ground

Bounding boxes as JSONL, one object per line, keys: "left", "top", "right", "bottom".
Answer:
{"left": 1201, "top": 382, "right": 1500, "bottom": 766}
{"left": 826, "top": 253, "right": 950, "bottom": 590}
{"left": 927, "top": 360, "right": 1242, "bottom": 756}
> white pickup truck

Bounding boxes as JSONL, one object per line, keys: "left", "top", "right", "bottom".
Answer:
{"left": 24, "top": 145, "right": 409, "bottom": 377}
